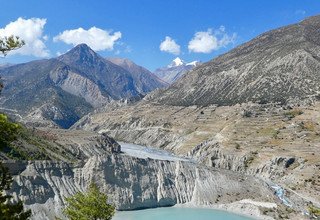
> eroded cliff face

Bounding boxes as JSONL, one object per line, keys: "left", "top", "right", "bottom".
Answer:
{"left": 72, "top": 101, "right": 320, "bottom": 210}
{"left": 7, "top": 154, "right": 275, "bottom": 220}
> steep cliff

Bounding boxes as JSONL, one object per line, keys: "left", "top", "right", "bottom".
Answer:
{"left": 7, "top": 154, "right": 276, "bottom": 220}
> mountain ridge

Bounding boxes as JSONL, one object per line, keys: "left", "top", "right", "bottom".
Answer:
{"left": 0, "top": 44, "right": 166, "bottom": 128}
{"left": 150, "top": 15, "right": 320, "bottom": 106}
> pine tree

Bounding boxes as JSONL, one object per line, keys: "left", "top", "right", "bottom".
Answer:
{"left": 63, "top": 184, "right": 115, "bottom": 220}
{"left": 0, "top": 35, "right": 24, "bottom": 56}
{"left": 0, "top": 35, "right": 25, "bottom": 92}
{"left": 0, "top": 35, "right": 31, "bottom": 219}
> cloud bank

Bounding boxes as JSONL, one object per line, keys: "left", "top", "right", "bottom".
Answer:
{"left": 54, "top": 27, "right": 121, "bottom": 51}
{"left": 0, "top": 17, "right": 49, "bottom": 57}
{"left": 188, "top": 26, "right": 236, "bottom": 53}
{"left": 159, "top": 36, "right": 180, "bottom": 55}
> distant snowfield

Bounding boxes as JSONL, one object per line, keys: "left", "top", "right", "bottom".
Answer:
{"left": 119, "top": 142, "right": 190, "bottom": 161}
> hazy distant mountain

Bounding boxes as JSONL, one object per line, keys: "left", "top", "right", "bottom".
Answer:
{"left": 0, "top": 63, "right": 13, "bottom": 69}
{"left": 154, "top": 57, "right": 201, "bottom": 84}
{"left": 0, "top": 44, "right": 166, "bottom": 128}
{"left": 106, "top": 57, "right": 168, "bottom": 89}
{"left": 151, "top": 15, "right": 320, "bottom": 106}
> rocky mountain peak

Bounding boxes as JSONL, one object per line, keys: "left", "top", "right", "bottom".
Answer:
{"left": 57, "top": 43, "right": 101, "bottom": 66}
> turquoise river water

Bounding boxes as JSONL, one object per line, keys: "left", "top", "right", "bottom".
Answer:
{"left": 113, "top": 207, "right": 253, "bottom": 220}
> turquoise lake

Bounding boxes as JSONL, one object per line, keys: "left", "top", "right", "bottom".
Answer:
{"left": 113, "top": 207, "right": 253, "bottom": 220}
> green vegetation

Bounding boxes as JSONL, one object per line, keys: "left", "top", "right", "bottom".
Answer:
{"left": 284, "top": 109, "right": 303, "bottom": 119}
{"left": 0, "top": 35, "right": 24, "bottom": 56}
{"left": 0, "top": 114, "right": 21, "bottom": 149}
{"left": 63, "top": 183, "right": 115, "bottom": 220}
{"left": 0, "top": 35, "right": 25, "bottom": 93}
{"left": 0, "top": 114, "right": 32, "bottom": 219}
{"left": 0, "top": 114, "right": 51, "bottom": 160}
{"left": 308, "top": 205, "right": 320, "bottom": 218}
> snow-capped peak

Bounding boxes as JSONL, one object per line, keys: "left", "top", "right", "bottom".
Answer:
{"left": 168, "top": 57, "right": 184, "bottom": 67}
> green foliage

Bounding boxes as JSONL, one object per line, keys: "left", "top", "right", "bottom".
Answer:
{"left": 0, "top": 35, "right": 25, "bottom": 94}
{"left": 0, "top": 114, "right": 21, "bottom": 150}
{"left": 0, "top": 36, "right": 25, "bottom": 56}
{"left": 63, "top": 183, "right": 115, "bottom": 220}
{"left": 284, "top": 109, "right": 303, "bottom": 119}
{"left": 0, "top": 162, "right": 31, "bottom": 219}
{"left": 308, "top": 205, "right": 320, "bottom": 218}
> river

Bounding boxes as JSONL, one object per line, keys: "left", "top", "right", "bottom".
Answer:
{"left": 119, "top": 142, "right": 190, "bottom": 161}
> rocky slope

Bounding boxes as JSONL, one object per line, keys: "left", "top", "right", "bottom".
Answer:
{"left": 0, "top": 44, "right": 166, "bottom": 128}
{"left": 151, "top": 15, "right": 320, "bottom": 106}
{"left": 107, "top": 57, "right": 169, "bottom": 88}
{"left": 154, "top": 57, "right": 200, "bottom": 84}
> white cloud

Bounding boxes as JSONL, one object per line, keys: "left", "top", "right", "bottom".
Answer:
{"left": 0, "top": 17, "right": 49, "bottom": 57}
{"left": 188, "top": 27, "right": 236, "bottom": 53}
{"left": 159, "top": 36, "right": 180, "bottom": 55}
{"left": 53, "top": 27, "right": 121, "bottom": 51}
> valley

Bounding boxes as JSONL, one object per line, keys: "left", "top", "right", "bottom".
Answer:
{"left": 0, "top": 10, "right": 320, "bottom": 220}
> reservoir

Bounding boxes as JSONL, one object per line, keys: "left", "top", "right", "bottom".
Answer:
{"left": 113, "top": 207, "right": 253, "bottom": 220}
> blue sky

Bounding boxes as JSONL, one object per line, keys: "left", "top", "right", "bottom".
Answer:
{"left": 0, "top": 0, "right": 319, "bottom": 71}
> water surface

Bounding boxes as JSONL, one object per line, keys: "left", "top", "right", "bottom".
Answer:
{"left": 113, "top": 207, "right": 253, "bottom": 220}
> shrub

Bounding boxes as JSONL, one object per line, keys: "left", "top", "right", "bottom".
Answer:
{"left": 63, "top": 183, "right": 115, "bottom": 220}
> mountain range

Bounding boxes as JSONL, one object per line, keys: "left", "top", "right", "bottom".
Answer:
{"left": 70, "top": 16, "right": 320, "bottom": 218}
{"left": 151, "top": 15, "right": 320, "bottom": 106}
{"left": 153, "top": 57, "right": 201, "bottom": 84}
{"left": 0, "top": 44, "right": 166, "bottom": 128}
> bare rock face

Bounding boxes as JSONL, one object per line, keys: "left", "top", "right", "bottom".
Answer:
{"left": 7, "top": 154, "right": 275, "bottom": 220}
{"left": 151, "top": 15, "right": 320, "bottom": 106}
